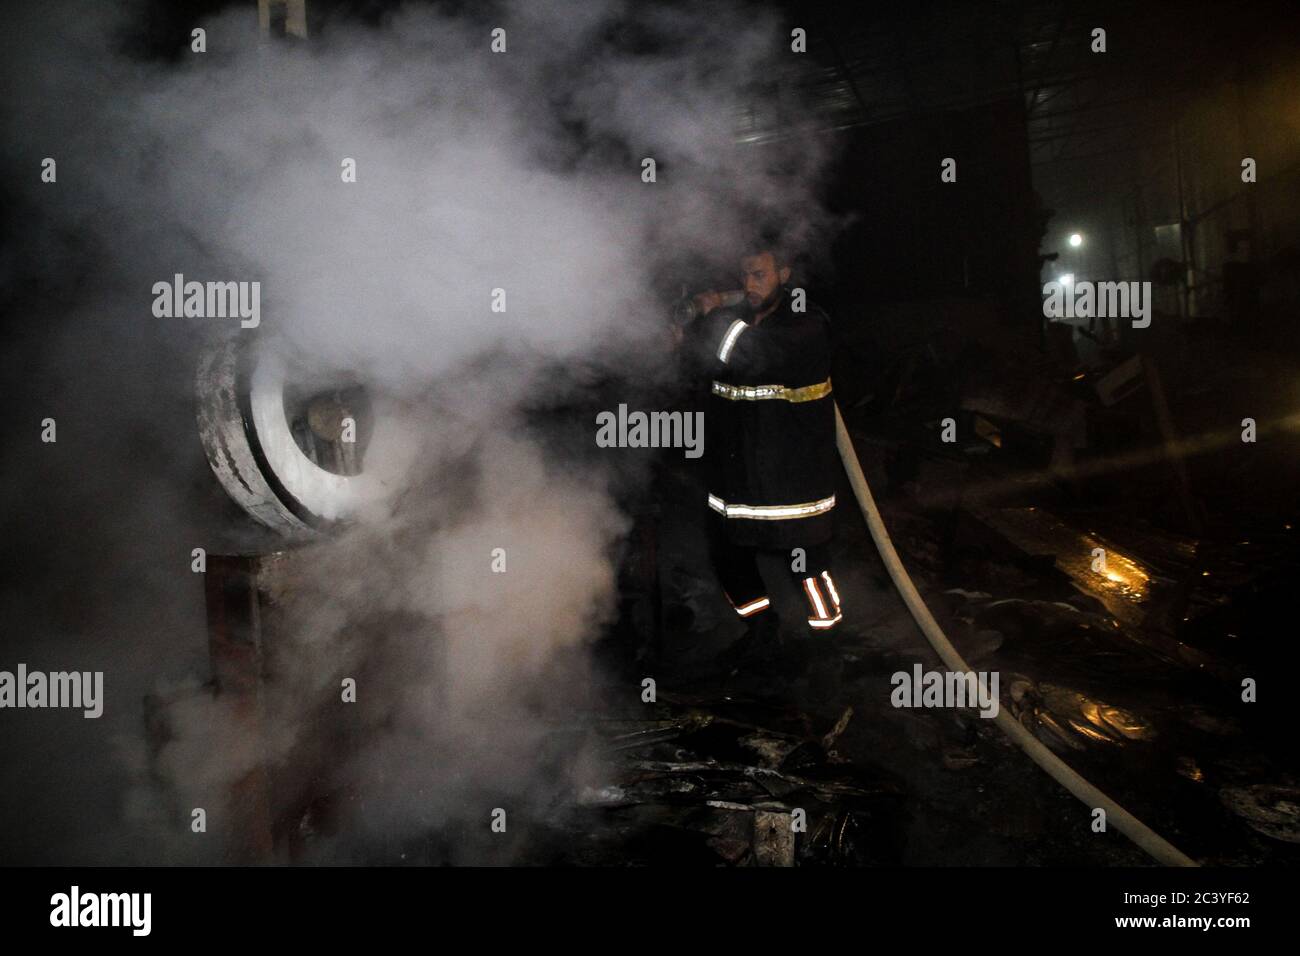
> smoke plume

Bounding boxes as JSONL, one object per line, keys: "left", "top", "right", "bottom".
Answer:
{"left": 0, "top": 0, "right": 835, "bottom": 862}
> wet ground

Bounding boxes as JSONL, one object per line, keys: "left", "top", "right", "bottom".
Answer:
{"left": 348, "top": 324, "right": 1300, "bottom": 867}
{"left": 508, "top": 339, "right": 1300, "bottom": 866}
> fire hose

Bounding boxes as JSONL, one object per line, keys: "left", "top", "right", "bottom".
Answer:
{"left": 833, "top": 402, "right": 1198, "bottom": 866}
{"left": 203, "top": 313, "right": 1196, "bottom": 864}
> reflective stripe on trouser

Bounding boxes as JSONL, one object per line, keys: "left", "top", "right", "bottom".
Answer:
{"left": 708, "top": 519, "right": 771, "bottom": 617}
{"left": 803, "top": 571, "right": 843, "bottom": 629}
{"left": 731, "top": 595, "right": 771, "bottom": 618}
{"left": 708, "top": 516, "right": 840, "bottom": 629}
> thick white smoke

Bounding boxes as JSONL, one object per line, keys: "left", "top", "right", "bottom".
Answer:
{"left": 0, "top": 0, "right": 835, "bottom": 862}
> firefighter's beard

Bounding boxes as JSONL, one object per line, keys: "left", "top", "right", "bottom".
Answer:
{"left": 747, "top": 285, "right": 786, "bottom": 315}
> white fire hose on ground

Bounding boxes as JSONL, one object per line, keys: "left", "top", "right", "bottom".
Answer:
{"left": 834, "top": 402, "right": 1198, "bottom": 867}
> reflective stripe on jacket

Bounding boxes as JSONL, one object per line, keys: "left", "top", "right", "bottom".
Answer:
{"left": 691, "top": 291, "right": 837, "bottom": 548}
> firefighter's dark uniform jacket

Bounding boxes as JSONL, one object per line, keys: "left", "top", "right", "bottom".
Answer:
{"left": 691, "top": 290, "right": 836, "bottom": 550}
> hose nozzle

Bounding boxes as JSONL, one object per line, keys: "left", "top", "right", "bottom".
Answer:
{"left": 672, "top": 289, "right": 746, "bottom": 324}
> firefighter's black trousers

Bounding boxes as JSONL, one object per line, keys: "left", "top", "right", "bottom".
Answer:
{"left": 707, "top": 514, "right": 843, "bottom": 630}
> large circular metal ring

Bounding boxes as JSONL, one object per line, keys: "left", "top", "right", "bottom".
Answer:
{"left": 196, "top": 337, "right": 404, "bottom": 538}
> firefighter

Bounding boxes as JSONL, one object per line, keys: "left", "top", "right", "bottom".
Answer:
{"left": 683, "top": 240, "right": 844, "bottom": 667}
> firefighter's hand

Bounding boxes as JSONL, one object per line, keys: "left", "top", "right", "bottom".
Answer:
{"left": 692, "top": 290, "right": 724, "bottom": 316}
